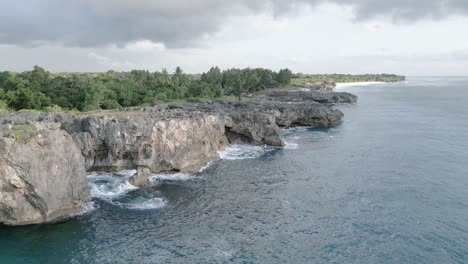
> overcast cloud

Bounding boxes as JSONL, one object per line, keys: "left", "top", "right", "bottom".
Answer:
{"left": 1, "top": 0, "right": 468, "bottom": 47}
{"left": 0, "top": 0, "right": 467, "bottom": 75}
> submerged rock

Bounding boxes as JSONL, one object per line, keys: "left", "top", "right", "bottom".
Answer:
{"left": 129, "top": 167, "right": 152, "bottom": 187}
{"left": 0, "top": 123, "right": 90, "bottom": 226}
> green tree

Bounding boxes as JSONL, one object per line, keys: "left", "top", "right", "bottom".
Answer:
{"left": 276, "top": 68, "right": 293, "bottom": 86}
{"left": 5, "top": 87, "right": 51, "bottom": 110}
{"left": 173, "top": 66, "right": 189, "bottom": 98}
{"left": 201, "top": 66, "right": 223, "bottom": 86}
{"left": 223, "top": 69, "right": 245, "bottom": 101}
{"left": 242, "top": 68, "right": 260, "bottom": 92}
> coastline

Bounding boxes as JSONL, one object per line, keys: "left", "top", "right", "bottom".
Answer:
{"left": 0, "top": 90, "right": 357, "bottom": 226}
{"left": 335, "top": 81, "right": 385, "bottom": 89}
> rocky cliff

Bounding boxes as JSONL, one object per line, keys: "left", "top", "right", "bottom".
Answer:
{"left": 255, "top": 90, "right": 358, "bottom": 104}
{"left": 0, "top": 123, "right": 90, "bottom": 226}
{"left": 295, "top": 81, "right": 337, "bottom": 91}
{"left": 0, "top": 90, "right": 356, "bottom": 225}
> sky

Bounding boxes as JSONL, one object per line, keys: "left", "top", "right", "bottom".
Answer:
{"left": 1, "top": 0, "right": 468, "bottom": 75}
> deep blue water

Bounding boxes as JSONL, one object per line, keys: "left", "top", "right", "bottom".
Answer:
{"left": 1, "top": 77, "right": 467, "bottom": 263}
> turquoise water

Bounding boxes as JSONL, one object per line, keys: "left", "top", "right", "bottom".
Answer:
{"left": 0, "top": 77, "right": 467, "bottom": 263}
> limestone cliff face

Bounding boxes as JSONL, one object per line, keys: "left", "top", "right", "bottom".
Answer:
{"left": 0, "top": 123, "right": 90, "bottom": 226}
{"left": 63, "top": 107, "right": 288, "bottom": 173}
{"left": 65, "top": 114, "right": 229, "bottom": 173}
{"left": 225, "top": 111, "right": 284, "bottom": 147}
{"left": 268, "top": 103, "right": 344, "bottom": 127}
{"left": 199, "top": 101, "right": 343, "bottom": 131}
{"left": 0, "top": 90, "right": 356, "bottom": 225}
{"left": 256, "top": 90, "right": 358, "bottom": 104}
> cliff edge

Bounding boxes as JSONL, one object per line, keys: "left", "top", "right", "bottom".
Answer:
{"left": 0, "top": 90, "right": 357, "bottom": 225}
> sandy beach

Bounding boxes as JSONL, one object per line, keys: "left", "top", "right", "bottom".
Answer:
{"left": 335, "top": 81, "right": 385, "bottom": 89}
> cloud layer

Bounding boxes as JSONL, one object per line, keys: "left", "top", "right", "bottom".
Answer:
{"left": 1, "top": 0, "right": 468, "bottom": 48}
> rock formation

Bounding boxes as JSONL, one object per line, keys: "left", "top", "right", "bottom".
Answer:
{"left": 295, "top": 81, "right": 337, "bottom": 91}
{"left": 256, "top": 90, "right": 358, "bottom": 104}
{"left": 0, "top": 123, "right": 90, "bottom": 226}
{"left": 0, "top": 89, "right": 357, "bottom": 225}
{"left": 63, "top": 113, "right": 229, "bottom": 173}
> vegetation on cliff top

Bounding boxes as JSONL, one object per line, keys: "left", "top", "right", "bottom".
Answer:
{"left": 3, "top": 124, "right": 38, "bottom": 144}
{"left": 291, "top": 73, "right": 405, "bottom": 87}
{"left": 0, "top": 66, "right": 404, "bottom": 112}
{"left": 0, "top": 66, "right": 292, "bottom": 112}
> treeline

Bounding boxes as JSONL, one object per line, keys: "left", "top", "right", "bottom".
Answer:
{"left": 292, "top": 73, "right": 405, "bottom": 85}
{"left": 0, "top": 66, "right": 293, "bottom": 112}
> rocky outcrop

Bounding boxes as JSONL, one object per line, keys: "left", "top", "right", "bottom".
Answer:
{"left": 0, "top": 99, "right": 346, "bottom": 176}
{"left": 295, "top": 81, "right": 336, "bottom": 91}
{"left": 0, "top": 89, "right": 357, "bottom": 225}
{"left": 256, "top": 90, "right": 358, "bottom": 104}
{"left": 0, "top": 123, "right": 90, "bottom": 226}
{"left": 129, "top": 167, "right": 152, "bottom": 187}
{"left": 62, "top": 113, "right": 229, "bottom": 173}
{"left": 198, "top": 101, "right": 343, "bottom": 129}
{"left": 59, "top": 103, "right": 291, "bottom": 173}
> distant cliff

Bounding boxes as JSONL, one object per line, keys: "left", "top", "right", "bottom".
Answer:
{"left": 291, "top": 73, "right": 406, "bottom": 89}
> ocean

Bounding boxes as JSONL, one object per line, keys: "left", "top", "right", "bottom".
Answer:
{"left": 0, "top": 77, "right": 467, "bottom": 263}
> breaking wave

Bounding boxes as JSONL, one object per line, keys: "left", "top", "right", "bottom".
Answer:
{"left": 283, "top": 141, "right": 299, "bottom": 149}
{"left": 87, "top": 170, "right": 169, "bottom": 210}
{"left": 282, "top": 128, "right": 305, "bottom": 150}
{"left": 87, "top": 171, "right": 138, "bottom": 199}
{"left": 149, "top": 172, "right": 194, "bottom": 183}
{"left": 218, "top": 144, "right": 276, "bottom": 160}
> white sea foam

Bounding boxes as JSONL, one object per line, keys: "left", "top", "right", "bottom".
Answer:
{"left": 68, "top": 201, "right": 99, "bottom": 218}
{"left": 283, "top": 141, "right": 299, "bottom": 149}
{"left": 335, "top": 81, "right": 385, "bottom": 89}
{"left": 198, "top": 161, "right": 214, "bottom": 172}
{"left": 282, "top": 127, "right": 311, "bottom": 133}
{"left": 149, "top": 172, "right": 194, "bottom": 183}
{"left": 282, "top": 129, "right": 302, "bottom": 150}
{"left": 114, "top": 169, "right": 137, "bottom": 177}
{"left": 113, "top": 197, "right": 167, "bottom": 210}
{"left": 85, "top": 169, "right": 178, "bottom": 211}
{"left": 82, "top": 201, "right": 98, "bottom": 214}
{"left": 218, "top": 144, "right": 274, "bottom": 160}
{"left": 87, "top": 172, "right": 138, "bottom": 199}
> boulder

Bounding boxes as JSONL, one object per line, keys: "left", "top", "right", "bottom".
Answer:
{"left": 0, "top": 123, "right": 90, "bottom": 226}
{"left": 129, "top": 167, "right": 152, "bottom": 187}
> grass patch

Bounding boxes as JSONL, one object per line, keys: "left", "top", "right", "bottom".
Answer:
{"left": 4, "top": 124, "right": 38, "bottom": 144}
{"left": 0, "top": 100, "right": 11, "bottom": 115}
{"left": 17, "top": 109, "right": 42, "bottom": 113}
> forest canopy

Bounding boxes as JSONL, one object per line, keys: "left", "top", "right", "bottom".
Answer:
{"left": 0, "top": 66, "right": 403, "bottom": 112}
{"left": 0, "top": 66, "right": 292, "bottom": 112}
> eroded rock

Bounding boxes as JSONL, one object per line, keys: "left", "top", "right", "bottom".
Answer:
{"left": 0, "top": 90, "right": 357, "bottom": 225}
{"left": 256, "top": 90, "right": 358, "bottom": 104}
{"left": 0, "top": 123, "right": 90, "bottom": 226}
